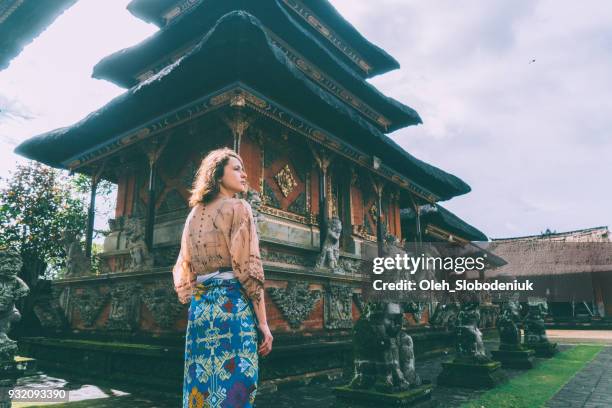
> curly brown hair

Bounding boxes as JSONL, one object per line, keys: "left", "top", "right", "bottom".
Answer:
{"left": 188, "top": 147, "right": 244, "bottom": 207}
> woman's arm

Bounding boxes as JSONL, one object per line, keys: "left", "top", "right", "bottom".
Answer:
{"left": 173, "top": 207, "right": 196, "bottom": 304}
{"left": 252, "top": 286, "right": 273, "bottom": 357}
{"left": 229, "top": 199, "right": 273, "bottom": 356}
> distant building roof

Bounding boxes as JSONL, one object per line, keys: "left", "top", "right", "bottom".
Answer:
{"left": 486, "top": 226, "right": 612, "bottom": 277}
{"left": 493, "top": 226, "right": 609, "bottom": 243}
{"left": 0, "top": 0, "right": 77, "bottom": 70}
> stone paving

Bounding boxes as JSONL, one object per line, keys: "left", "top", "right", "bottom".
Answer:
{"left": 545, "top": 347, "right": 612, "bottom": 408}
{"left": 546, "top": 330, "right": 612, "bottom": 345}
{"left": 254, "top": 341, "right": 571, "bottom": 408}
{"left": 9, "top": 339, "right": 611, "bottom": 407}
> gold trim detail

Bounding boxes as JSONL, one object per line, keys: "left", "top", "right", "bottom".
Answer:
{"left": 274, "top": 164, "right": 298, "bottom": 197}
{"left": 259, "top": 204, "right": 316, "bottom": 225}
{"left": 425, "top": 224, "right": 469, "bottom": 246}
{"left": 280, "top": 0, "right": 373, "bottom": 74}
{"left": 352, "top": 225, "right": 376, "bottom": 242}
{"left": 266, "top": 29, "right": 391, "bottom": 129}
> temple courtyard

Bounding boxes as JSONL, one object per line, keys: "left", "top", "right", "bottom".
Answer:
{"left": 9, "top": 331, "right": 612, "bottom": 408}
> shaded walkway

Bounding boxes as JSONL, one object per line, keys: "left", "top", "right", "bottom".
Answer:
{"left": 546, "top": 347, "right": 612, "bottom": 408}
{"left": 12, "top": 335, "right": 612, "bottom": 407}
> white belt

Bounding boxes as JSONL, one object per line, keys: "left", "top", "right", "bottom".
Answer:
{"left": 196, "top": 270, "right": 235, "bottom": 284}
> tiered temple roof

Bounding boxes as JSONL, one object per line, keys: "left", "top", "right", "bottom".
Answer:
{"left": 401, "top": 205, "right": 489, "bottom": 243}
{"left": 93, "top": 0, "right": 419, "bottom": 132}
{"left": 0, "top": 0, "right": 77, "bottom": 70}
{"left": 16, "top": 7, "right": 471, "bottom": 203}
{"left": 16, "top": 0, "right": 470, "bottom": 206}
{"left": 124, "top": 0, "right": 399, "bottom": 78}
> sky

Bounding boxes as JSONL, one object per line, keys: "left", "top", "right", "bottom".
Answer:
{"left": 0, "top": 0, "right": 611, "bottom": 239}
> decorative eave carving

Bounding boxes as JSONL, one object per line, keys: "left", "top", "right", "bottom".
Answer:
{"left": 279, "top": 0, "right": 373, "bottom": 75}
{"left": 63, "top": 84, "right": 438, "bottom": 203}
{"left": 267, "top": 282, "right": 321, "bottom": 329}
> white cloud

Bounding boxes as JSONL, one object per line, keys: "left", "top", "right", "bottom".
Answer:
{"left": 333, "top": 0, "right": 612, "bottom": 238}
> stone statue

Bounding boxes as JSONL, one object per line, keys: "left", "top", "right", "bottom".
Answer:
{"left": 316, "top": 216, "right": 341, "bottom": 270}
{"left": 524, "top": 301, "right": 548, "bottom": 344}
{"left": 0, "top": 248, "right": 30, "bottom": 362}
{"left": 349, "top": 302, "right": 421, "bottom": 393}
{"left": 438, "top": 302, "right": 507, "bottom": 387}
{"left": 61, "top": 230, "right": 90, "bottom": 277}
{"left": 430, "top": 302, "right": 460, "bottom": 332}
{"left": 455, "top": 302, "right": 489, "bottom": 363}
{"left": 497, "top": 300, "right": 521, "bottom": 347}
{"left": 491, "top": 297, "right": 535, "bottom": 368}
{"left": 124, "top": 217, "right": 153, "bottom": 270}
{"left": 522, "top": 298, "right": 557, "bottom": 357}
{"left": 245, "top": 189, "right": 263, "bottom": 228}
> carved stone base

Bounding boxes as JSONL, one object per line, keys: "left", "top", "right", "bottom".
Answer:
{"left": 524, "top": 341, "right": 558, "bottom": 358}
{"left": 333, "top": 383, "right": 433, "bottom": 407}
{"left": 437, "top": 360, "right": 507, "bottom": 389}
{"left": 0, "top": 356, "right": 37, "bottom": 408}
{"left": 0, "top": 356, "right": 37, "bottom": 378}
{"left": 491, "top": 345, "right": 536, "bottom": 369}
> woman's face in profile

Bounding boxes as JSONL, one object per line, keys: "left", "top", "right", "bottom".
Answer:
{"left": 220, "top": 156, "right": 248, "bottom": 194}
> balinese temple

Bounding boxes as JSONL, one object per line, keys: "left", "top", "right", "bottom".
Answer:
{"left": 15, "top": 0, "right": 478, "bottom": 390}
{"left": 0, "top": 0, "right": 78, "bottom": 70}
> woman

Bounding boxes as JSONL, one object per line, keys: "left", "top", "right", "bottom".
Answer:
{"left": 173, "top": 147, "right": 273, "bottom": 408}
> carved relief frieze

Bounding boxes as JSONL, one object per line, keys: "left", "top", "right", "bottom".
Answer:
{"left": 106, "top": 282, "right": 143, "bottom": 331}
{"left": 324, "top": 284, "right": 353, "bottom": 329}
{"left": 267, "top": 282, "right": 321, "bottom": 328}
{"left": 72, "top": 287, "right": 109, "bottom": 327}
{"left": 141, "top": 281, "right": 185, "bottom": 329}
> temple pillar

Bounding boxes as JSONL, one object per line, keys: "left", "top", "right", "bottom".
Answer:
{"left": 371, "top": 177, "right": 385, "bottom": 257}
{"left": 85, "top": 164, "right": 105, "bottom": 258}
{"left": 223, "top": 95, "right": 254, "bottom": 154}
{"left": 142, "top": 137, "right": 168, "bottom": 251}
{"left": 309, "top": 145, "right": 332, "bottom": 248}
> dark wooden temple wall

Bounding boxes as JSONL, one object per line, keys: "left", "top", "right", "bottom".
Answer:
{"left": 240, "top": 128, "right": 263, "bottom": 194}
{"left": 115, "top": 173, "right": 136, "bottom": 218}
{"left": 350, "top": 180, "right": 363, "bottom": 228}
{"left": 593, "top": 272, "right": 612, "bottom": 317}
{"left": 310, "top": 169, "right": 320, "bottom": 218}
{"left": 113, "top": 119, "right": 234, "bottom": 218}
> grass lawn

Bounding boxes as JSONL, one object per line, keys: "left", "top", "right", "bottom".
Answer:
{"left": 462, "top": 345, "right": 604, "bottom": 408}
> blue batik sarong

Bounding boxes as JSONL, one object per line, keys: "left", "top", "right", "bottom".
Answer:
{"left": 183, "top": 278, "right": 259, "bottom": 408}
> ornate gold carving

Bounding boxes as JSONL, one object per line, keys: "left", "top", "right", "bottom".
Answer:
{"left": 280, "top": 0, "right": 372, "bottom": 74}
{"left": 352, "top": 225, "right": 376, "bottom": 242}
{"left": 369, "top": 204, "right": 378, "bottom": 221}
{"left": 210, "top": 92, "right": 232, "bottom": 106}
{"left": 259, "top": 205, "right": 315, "bottom": 225}
{"left": 245, "top": 93, "right": 268, "bottom": 108}
{"left": 274, "top": 164, "right": 298, "bottom": 197}
{"left": 230, "top": 94, "right": 246, "bottom": 107}
{"left": 266, "top": 29, "right": 391, "bottom": 130}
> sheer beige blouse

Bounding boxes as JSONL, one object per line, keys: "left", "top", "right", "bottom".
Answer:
{"left": 172, "top": 197, "right": 265, "bottom": 305}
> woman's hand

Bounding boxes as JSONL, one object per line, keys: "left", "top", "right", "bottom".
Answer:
{"left": 174, "top": 279, "right": 195, "bottom": 304}
{"left": 257, "top": 323, "right": 273, "bottom": 357}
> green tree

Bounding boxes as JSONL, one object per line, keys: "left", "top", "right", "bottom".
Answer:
{"left": 0, "top": 161, "right": 88, "bottom": 286}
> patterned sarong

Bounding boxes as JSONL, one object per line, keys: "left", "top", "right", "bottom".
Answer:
{"left": 183, "top": 278, "right": 259, "bottom": 408}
